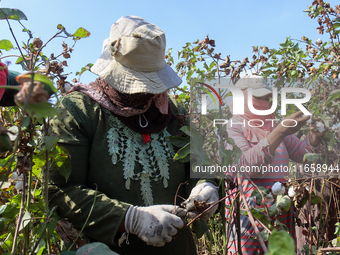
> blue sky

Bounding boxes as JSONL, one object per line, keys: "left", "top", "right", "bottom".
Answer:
{"left": 1, "top": 0, "right": 339, "bottom": 85}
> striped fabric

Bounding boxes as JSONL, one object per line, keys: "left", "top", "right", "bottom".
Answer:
{"left": 224, "top": 124, "right": 319, "bottom": 255}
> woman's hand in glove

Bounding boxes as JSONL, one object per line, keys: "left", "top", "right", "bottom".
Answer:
{"left": 181, "top": 182, "right": 219, "bottom": 220}
{"left": 124, "top": 205, "right": 187, "bottom": 247}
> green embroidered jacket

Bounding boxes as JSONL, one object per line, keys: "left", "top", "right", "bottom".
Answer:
{"left": 48, "top": 91, "right": 198, "bottom": 255}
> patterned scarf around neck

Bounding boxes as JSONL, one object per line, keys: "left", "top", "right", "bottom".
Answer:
{"left": 67, "top": 78, "right": 175, "bottom": 134}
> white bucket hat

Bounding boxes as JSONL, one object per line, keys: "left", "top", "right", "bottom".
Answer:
{"left": 91, "top": 16, "right": 182, "bottom": 94}
{"left": 235, "top": 75, "right": 272, "bottom": 97}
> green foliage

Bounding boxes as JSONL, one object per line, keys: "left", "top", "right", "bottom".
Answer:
{"left": 0, "top": 39, "right": 13, "bottom": 51}
{"left": 251, "top": 186, "right": 268, "bottom": 205}
{"left": 0, "top": 8, "right": 27, "bottom": 21}
{"left": 303, "top": 153, "right": 322, "bottom": 163}
{"left": 268, "top": 195, "right": 291, "bottom": 216}
{"left": 266, "top": 229, "right": 295, "bottom": 255}
{"left": 72, "top": 28, "right": 91, "bottom": 39}
{"left": 0, "top": 6, "right": 90, "bottom": 255}
{"left": 301, "top": 244, "right": 317, "bottom": 255}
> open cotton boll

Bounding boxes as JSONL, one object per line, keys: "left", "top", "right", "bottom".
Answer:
{"left": 288, "top": 186, "right": 297, "bottom": 197}
{"left": 271, "top": 181, "right": 285, "bottom": 196}
{"left": 315, "top": 121, "right": 325, "bottom": 133}
{"left": 15, "top": 180, "right": 23, "bottom": 190}
{"left": 7, "top": 126, "right": 19, "bottom": 141}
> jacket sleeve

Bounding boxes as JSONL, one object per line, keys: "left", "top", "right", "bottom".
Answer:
{"left": 48, "top": 93, "right": 130, "bottom": 247}
{"left": 226, "top": 125, "right": 274, "bottom": 176}
{"left": 283, "top": 132, "right": 320, "bottom": 163}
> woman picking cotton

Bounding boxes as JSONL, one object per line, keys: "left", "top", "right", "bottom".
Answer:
{"left": 224, "top": 75, "right": 327, "bottom": 254}
{"left": 48, "top": 16, "right": 219, "bottom": 255}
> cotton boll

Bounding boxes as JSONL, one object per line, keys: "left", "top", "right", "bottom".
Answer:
{"left": 7, "top": 126, "right": 19, "bottom": 141}
{"left": 271, "top": 182, "right": 285, "bottom": 196}
{"left": 316, "top": 38, "right": 323, "bottom": 46}
{"left": 315, "top": 121, "right": 325, "bottom": 133}
{"left": 288, "top": 186, "right": 296, "bottom": 197}
{"left": 15, "top": 180, "right": 23, "bottom": 190}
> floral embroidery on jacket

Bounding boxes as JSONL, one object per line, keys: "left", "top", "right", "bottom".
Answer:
{"left": 106, "top": 111, "right": 175, "bottom": 206}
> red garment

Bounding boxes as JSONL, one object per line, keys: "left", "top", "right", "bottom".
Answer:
{"left": 142, "top": 133, "right": 151, "bottom": 144}
{"left": 0, "top": 62, "right": 8, "bottom": 101}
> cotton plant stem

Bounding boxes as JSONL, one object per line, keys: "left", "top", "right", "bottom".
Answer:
{"left": 40, "top": 117, "right": 51, "bottom": 253}
{"left": 317, "top": 247, "right": 340, "bottom": 255}
{"left": 317, "top": 178, "right": 326, "bottom": 247}
{"left": 308, "top": 172, "right": 315, "bottom": 255}
{"left": 11, "top": 171, "right": 26, "bottom": 255}
{"left": 235, "top": 193, "right": 242, "bottom": 255}
{"left": 44, "top": 148, "right": 52, "bottom": 254}
{"left": 255, "top": 217, "right": 272, "bottom": 234}
{"left": 236, "top": 172, "right": 268, "bottom": 253}
{"left": 323, "top": 184, "right": 333, "bottom": 232}
{"left": 175, "top": 190, "right": 239, "bottom": 240}
{"left": 185, "top": 191, "right": 238, "bottom": 228}
{"left": 219, "top": 181, "right": 227, "bottom": 254}
{"left": 174, "top": 181, "right": 188, "bottom": 212}
{"left": 24, "top": 147, "right": 33, "bottom": 255}
{"left": 225, "top": 190, "right": 237, "bottom": 253}
{"left": 323, "top": 178, "right": 340, "bottom": 189}
{"left": 0, "top": 85, "right": 21, "bottom": 90}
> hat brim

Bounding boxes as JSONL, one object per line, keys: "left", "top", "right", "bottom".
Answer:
{"left": 251, "top": 88, "right": 272, "bottom": 97}
{"left": 91, "top": 41, "right": 182, "bottom": 94}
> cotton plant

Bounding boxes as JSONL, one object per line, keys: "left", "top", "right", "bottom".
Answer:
{"left": 247, "top": 181, "right": 292, "bottom": 240}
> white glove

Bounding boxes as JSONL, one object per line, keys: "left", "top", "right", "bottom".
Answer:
{"left": 124, "top": 205, "right": 186, "bottom": 247}
{"left": 181, "top": 182, "right": 219, "bottom": 220}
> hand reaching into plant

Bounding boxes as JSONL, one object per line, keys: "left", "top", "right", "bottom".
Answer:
{"left": 308, "top": 118, "right": 328, "bottom": 147}
{"left": 267, "top": 111, "right": 311, "bottom": 155}
{"left": 181, "top": 182, "right": 219, "bottom": 220}
{"left": 124, "top": 205, "right": 187, "bottom": 247}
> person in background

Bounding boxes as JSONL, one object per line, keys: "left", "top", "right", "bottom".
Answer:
{"left": 0, "top": 62, "right": 20, "bottom": 106}
{"left": 48, "top": 16, "right": 219, "bottom": 255}
{"left": 224, "top": 75, "right": 327, "bottom": 254}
